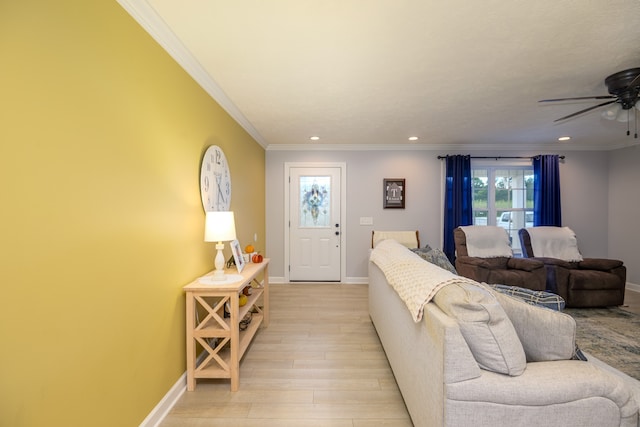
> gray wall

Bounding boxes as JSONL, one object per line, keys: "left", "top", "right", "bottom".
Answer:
{"left": 558, "top": 151, "right": 610, "bottom": 258}
{"left": 609, "top": 145, "right": 640, "bottom": 284}
{"left": 266, "top": 147, "right": 635, "bottom": 284}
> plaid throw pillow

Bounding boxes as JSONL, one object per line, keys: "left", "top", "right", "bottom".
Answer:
{"left": 410, "top": 247, "right": 457, "bottom": 275}
{"left": 489, "top": 284, "right": 565, "bottom": 311}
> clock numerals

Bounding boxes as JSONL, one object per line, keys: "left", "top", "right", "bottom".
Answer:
{"left": 201, "top": 145, "right": 231, "bottom": 212}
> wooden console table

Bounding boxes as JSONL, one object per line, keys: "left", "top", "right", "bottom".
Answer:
{"left": 183, "top": 259, "right": 269, "bottom": 391}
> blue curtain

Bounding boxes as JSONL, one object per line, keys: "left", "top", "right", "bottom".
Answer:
{"left": 533, "top": 154, "right": 562, "bottom": 226}
{"left": 443, "top": 155, "right": 473, "bottom": 262}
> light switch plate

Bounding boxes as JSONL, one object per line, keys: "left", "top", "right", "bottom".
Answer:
{"left": 359, "top": 217, "right": 374, "bottom": 225}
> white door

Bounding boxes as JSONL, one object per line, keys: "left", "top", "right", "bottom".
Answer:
{"left": 289, "top": 167, "right": 341, "bottom": 281}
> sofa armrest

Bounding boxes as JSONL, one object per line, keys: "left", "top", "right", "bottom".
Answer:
{"left": 447, "top": 361, "right": 638, "bottom": 424}
{"left": 578, "top": 258, "right": 624, "bottom": 271}
{"left": 506, "top": 258, "right": 544, "bottom": 272}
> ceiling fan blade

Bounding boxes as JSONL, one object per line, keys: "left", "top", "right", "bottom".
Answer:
{"left": 539, "top": 95, "right": 616, "bottom": 102}
{"left": 625, "top": 72, "right": 640, "bottom": 89}
{"left": 553, "top": 100, "right": 617, "bottom": 122}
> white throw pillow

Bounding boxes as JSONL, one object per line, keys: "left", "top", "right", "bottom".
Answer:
{"left": 434, "top": 282, "right": 526, "bottom": 376}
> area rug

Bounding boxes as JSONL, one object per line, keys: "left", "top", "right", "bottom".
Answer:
{"left": 564, "top": 307, "right": 640, "bottom": 381}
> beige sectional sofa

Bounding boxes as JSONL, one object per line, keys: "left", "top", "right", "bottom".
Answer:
{"left": 369, "top": 239, "right": 640, "bottom": 427}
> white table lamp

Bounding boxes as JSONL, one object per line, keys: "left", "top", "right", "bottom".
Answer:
{"left": 204, "top": 211, "right": 237, "bottom": 281}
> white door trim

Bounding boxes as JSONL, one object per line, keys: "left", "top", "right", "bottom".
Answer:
{"left": 284, "top": 162, "right": 347, "bottom": 283}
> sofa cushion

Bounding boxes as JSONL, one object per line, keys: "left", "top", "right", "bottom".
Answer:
{"left": 489, "top": 287, "right": 577, "bottom": 362}
{"left": 578, "top": 258, "right": 623, "bottom": 270}
{"left": 434, "top": 282, "right": 526, "bottom": 376}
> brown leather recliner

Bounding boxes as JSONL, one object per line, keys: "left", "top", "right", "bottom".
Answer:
{"left": 454, "top": 226, "right": 546, "bottom": 291}
{"left": 519, "top": 227, "right": 626, "bottom": 307}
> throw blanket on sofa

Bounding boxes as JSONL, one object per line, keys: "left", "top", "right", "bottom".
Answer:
{"left": 370, "top": 239, "right": 479, "bottom": 322}
{"left": 526, "top": 226, "right": 583, "bottom": 262}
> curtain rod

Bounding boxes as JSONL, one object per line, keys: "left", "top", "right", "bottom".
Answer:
{"left": 437, "top": 155, "right": 565, "bottom": 160}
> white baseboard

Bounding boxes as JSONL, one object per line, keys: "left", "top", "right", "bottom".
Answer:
{"left": 140, "top": 351, "right": 209, "bottom": 427}
{"left": 627, "top": 282, "right": 640, "bottom": 293}
{"left": 138, "top": 373, "right": 186, "bottom": 427}
{"left": 269, "top": 276, "right": 368, "bottom": 284}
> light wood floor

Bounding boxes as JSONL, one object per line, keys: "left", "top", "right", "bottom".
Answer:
{"left": 159, "top": 284, "right": 640, "bottom": 427}
{"left": 621, "top": 287, "right": 640, "bottom": 315}
{"left": 160, "top": 283, "right": 412, "bottom": 427}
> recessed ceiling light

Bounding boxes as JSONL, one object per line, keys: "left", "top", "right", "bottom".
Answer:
{"left": 309, "top": 136, "right": 320, "bottom": 141}
{"left": 558, "top": 136, "right": 571, "bottom": 142}
{"left": 408, "top": 136, "right": 419, "bottom": 141}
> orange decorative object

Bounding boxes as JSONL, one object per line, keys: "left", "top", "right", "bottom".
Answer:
{"left": 245, "top": 244, "right": 255, "bottom": 253}
{"left": 252, "top": 254, "right": 263, "bottom": 263}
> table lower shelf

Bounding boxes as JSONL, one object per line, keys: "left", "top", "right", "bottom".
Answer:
{"left": 194, "top": 312, "right": 264, "bottom": 379}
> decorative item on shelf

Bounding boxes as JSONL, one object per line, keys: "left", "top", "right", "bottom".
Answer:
{"left": 239, "top": 312, "right": 252, "bottom": 331}
{"left": 204, "top": 211, "right": 237, "bottom": 281}
{"left": 226, "top": 255, "right": 236, "bottom": 268}
{"left": 243, "top": 244, "right": 257, "bottom": 263}
{"left": 383, "top": 178, "right": 405, "bottom": 209}
{"left": 230, "top": 239, "right": 246, "bottom": 273}
{"left": 239, "top": 293, "right": 248, "bottom": 307}
{"left": 252, "top": 253, "right": 264, "bottom": 263}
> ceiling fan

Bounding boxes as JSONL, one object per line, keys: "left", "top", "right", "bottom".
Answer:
{"left": 539, "top": 67, "right": 640, "bottom": 138}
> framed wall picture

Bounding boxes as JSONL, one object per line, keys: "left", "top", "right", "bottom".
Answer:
{"left": 383, "top": 178, "right": 405, "bottom": 209}
{"left": 230, "top": 239, "right": 245, "bottom": 273}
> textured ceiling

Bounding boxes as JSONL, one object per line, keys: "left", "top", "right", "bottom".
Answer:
{"left": 120, "top": 0, "right": 640, "bottom": 150}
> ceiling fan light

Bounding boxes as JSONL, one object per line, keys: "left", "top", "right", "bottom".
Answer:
{"left": 616, "top": 109, "right": 631, "bottom": 122}
{"left": 602, "top": 103, "right": 621, "bottom": 120}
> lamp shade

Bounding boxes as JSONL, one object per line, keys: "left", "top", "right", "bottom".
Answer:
{"left": 204, "top": 211, "right": 237, "bottom": 242}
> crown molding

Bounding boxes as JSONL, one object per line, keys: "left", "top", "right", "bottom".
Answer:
{"left": 265, "top": 142, "right": 635, "bottom": 152}
{"left": 116, "top": 0, "right": 268, "bottom": 149}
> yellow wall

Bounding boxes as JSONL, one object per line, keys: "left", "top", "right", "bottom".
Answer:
{"left": 0, "top": 1, "right": 265, "bottom": 426}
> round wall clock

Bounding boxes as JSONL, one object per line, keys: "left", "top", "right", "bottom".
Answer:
{"left": 200, "top": 145, "right": 231, "bottom": 211}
